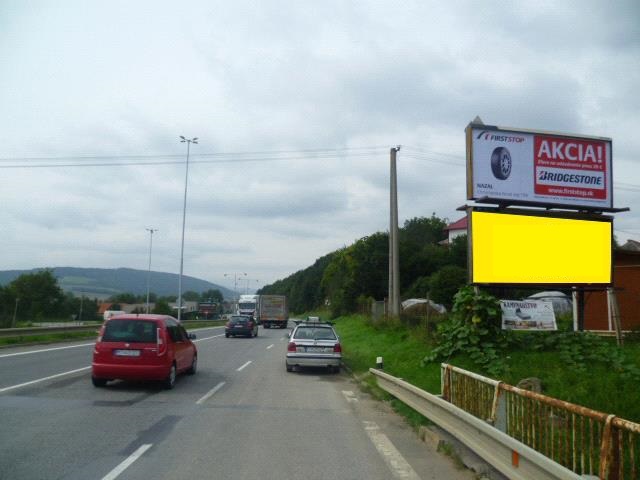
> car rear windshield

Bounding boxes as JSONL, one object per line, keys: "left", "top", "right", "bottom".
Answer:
{"left": 102, "top": 319, "right": 157, "bottom": 343}
{"left": 230, "top": 316, "right": 250, "bottom": 324}
{"left": 293, "top": 327, "right": 337, "bottom": 341}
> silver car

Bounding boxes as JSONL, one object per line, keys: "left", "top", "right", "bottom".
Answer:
{"left": 286, "top": 321, "right": 342, "bottom": 373}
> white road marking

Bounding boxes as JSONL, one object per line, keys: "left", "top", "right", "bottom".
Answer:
{"left": 0, "top": 366, "right": 91, "bottom": 394}
{"left": 0, "top": 343, "right": 94, "bottom": 358}
{"left": 101, "top": 443, "right": 152, "bottom": 480}
{"left": 266, "top": 344, "right": 274, "bottom": 350}
{"left": 196, "top": 381, "right": 226, "bottom": 405}
{"left": 363, "top": 421, "right": 421, "bottom": 480}
{"left": 342, "top": 390, "right": 359, "bottom": 403}
{"left": 237, "top": 360, "right": 252, "bottom": 371}
{"left": 193, "top": 333, "right": 225, "bottom": 342}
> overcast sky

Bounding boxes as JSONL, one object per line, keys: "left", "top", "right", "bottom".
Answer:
{"left": 1, "top": 0, "right": 638, "bottom": 292}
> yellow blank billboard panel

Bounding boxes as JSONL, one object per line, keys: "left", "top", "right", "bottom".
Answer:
{"left": 471, "top": 211, "right": 612, "bottom": 284}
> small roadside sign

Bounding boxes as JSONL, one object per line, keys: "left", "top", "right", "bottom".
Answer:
{"left": 500, "top": 299, "right": 557, "bottom": 331}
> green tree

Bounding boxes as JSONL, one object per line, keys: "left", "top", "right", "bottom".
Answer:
{"left": 7, "top": 270, "right": 65, "bottom": 322}
{"left": 200, "top": 289, "right": 223, "bottom": 303}
{"left": 429, "top": 265, "right": 468, "bottom": 309}
{"left": 153, "top": 300, "right": 172, "bottom": 315}
{"left": 109, "top": 293, "right": 138, "bottom": 304}
{"left": 182, "top": 290, "right": 200, "bottom": 301}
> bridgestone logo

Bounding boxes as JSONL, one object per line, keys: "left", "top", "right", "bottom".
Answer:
{"left": 538, "top": 171, "right": 603, "bottom": 185}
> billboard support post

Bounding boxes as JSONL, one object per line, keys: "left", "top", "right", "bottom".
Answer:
{"left": 577, "top": 288, "right": 585, "bottom": 332}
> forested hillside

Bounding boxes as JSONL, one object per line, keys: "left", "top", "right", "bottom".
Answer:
{"left": 0, "top": 267, "right": 234, "bottom": 299}
{"left": 259, "top": 214, "right": 468, "bottom": 316}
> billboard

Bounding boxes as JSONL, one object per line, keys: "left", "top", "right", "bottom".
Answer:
{"left": 469, "top": 210, "right": 612, "bottom": 285}
{"left": 466, "top": 123, "right": 613, "bottom": 210}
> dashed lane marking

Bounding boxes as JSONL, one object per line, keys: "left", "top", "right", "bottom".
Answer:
{"left": 342, "top": 390, "right": 359, "bottom": 403}
{"left": 0, "top": 366, "right": 91, "bottom": 394}
{"left": 101, "top": 443, "right": 152, "bottom": 480}
{"left": 237, "top": 360, "right": 252, "bottom": 371}
{"left": 196, "top": 381, "right": 226, "bottom": 405}
{"left": 363, "top": 421, "right": 421, "bottom": 480}
{"left": 193, "top": 333, "right": 225, "bottom": 342}
{"left": 0, "top": 343, "right": 94, "bottom": 358}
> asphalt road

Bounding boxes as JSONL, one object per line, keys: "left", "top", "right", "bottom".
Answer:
{"left": 0, "top": 324, "right": 472, "bottom": 480}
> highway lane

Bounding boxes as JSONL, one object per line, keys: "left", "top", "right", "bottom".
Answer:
{"left": 0, "top": 326, "right": 224, "bottom": 391}
{"left": 0, "top": 324, "right": 472, "bottom": 480}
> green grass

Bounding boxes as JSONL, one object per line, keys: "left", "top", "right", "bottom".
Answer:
{"left": 0, "top": 331, "right": 99, "bottom": 346}
{"left": 333, "top": 314, "right": 640, "bottom": 423}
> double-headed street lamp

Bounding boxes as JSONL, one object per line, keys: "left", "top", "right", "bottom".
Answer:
{"left": 178, "top": 136, "right": 198, "bottom": 321}
{"left": 224, "top": 272, "right": 246, "bottom": 301}
{"left": 145, "top": 227, "right": 158, "bottom": 313}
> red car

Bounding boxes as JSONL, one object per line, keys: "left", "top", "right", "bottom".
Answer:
{"left": 92, "top": 314, "right": 197, "bottom": 389}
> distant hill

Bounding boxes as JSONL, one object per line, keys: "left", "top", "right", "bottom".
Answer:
{"left": 0, "top": 267, "right": 235, "bottom": 300}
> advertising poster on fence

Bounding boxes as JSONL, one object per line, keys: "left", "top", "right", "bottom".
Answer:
{"left": 500, "top": 300, "right": 557, "bottom": 331}
{"left": 466, "top": 124, "right": 612, "bottom": 210}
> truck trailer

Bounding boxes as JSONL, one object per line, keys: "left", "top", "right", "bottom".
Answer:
{"left": 258, "top": 295, "right": 288, "bottom": 329}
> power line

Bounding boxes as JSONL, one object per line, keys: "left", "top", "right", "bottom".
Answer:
{"left": 0, "top": 148, "right": 388, "bottom": 169}
{"left": 0, "top": 145, "right": 388, "bottom": 163}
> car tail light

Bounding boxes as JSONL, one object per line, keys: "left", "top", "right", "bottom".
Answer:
{"left": 157, "top": 327, "right": 167, "bottom": 356}
{"left": 333, "top": 343, "right": 342, "bottom": 353}
{"left": 287, "top": 342, "right": 297, "bottom": 352}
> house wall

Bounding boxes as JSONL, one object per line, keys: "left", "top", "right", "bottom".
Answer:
{"left": 584, "top": 250, "right": 640, "bottom": 331}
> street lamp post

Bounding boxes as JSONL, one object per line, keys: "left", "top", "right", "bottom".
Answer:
{"left": 224, "top": 272, "right": 247, "bottom": 302}
{"left": 244, "top": 278, "right": 259, "bottom": 294}
{"left": 146, "top": 228, "right": 158, "bottom": 313}
{"left": 178, "top": 136, "right": 198, "bottom": 321}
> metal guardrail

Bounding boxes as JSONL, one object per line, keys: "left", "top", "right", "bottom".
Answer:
{"left": 440, "top": 364, "right": 640, "bottom": 480}
{"left": 0, "top": 320, "right": 222, "bottom": 338}
{"left": 0, "top": 324, "right": 101, "bottom": 338}
{"left": 370, "top": 367, "right": 581, "bottom": 480}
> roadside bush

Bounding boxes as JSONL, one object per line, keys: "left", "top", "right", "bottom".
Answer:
{"left": 423, "top": 286, "right": 512, "bottom": 376}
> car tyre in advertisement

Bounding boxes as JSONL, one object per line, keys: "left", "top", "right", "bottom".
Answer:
{"left": 490, "top": 146, "right": 512, "bottom": 180}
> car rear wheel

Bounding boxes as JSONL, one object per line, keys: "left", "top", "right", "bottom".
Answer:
{"left": 286, "top": 364, "right": 293, "bottom": 372}
{"left": 92, "top": 377, "right": 107, "bottom": 387}
{"left": 187, "top": 355, "right": 197, "bottom": 375}
{"left": 225, "top": 333, "right": 230, "bottom": 338}
{"left": 164, "top": 364, "right": 177, "bottom": 389}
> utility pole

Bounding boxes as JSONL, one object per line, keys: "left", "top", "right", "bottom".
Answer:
{"left": 389, "top": 146, "right": 401, "bottom": 317}
{"left": 12, "top": 298, "right": 19, "bottom": 328}
{"left": 145, "top": 228, "right": 158, "bottom": 313}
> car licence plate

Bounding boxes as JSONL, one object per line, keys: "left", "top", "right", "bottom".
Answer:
{"left": 114, "top": 349, "right": 141, "bottom": 357}
{"left": 306, "top": 347, "right": 327, "bottom": 353}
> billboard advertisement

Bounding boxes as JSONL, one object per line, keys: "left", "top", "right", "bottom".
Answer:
{"left": 500, "top": 300, "right": 557, "bottom": 331}
{"left": 466, "top": 124, "right": 613, "bottom": 210}
{"left": 469, "top": 210, "right": 612, "bottom": 285}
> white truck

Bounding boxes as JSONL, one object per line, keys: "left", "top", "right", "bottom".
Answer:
{"left": 237, "top": 294, "right": 260, "bottom": 317}
{"left": 257, "top": 295, "right": 289, "bottom": 329}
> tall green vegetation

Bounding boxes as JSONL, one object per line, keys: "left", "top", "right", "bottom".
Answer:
{"left": 259, "top": 214, "right": 468, "bottom": 316}
{"left": 0, "top": 270, "right": 99, "bottom": 326}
